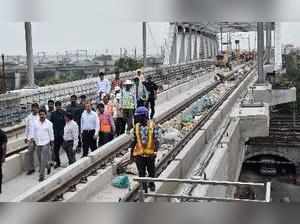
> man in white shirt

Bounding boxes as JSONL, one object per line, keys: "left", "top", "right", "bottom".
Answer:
{"left": 31, "top": 108, "right": 54, "bottom": 182}
{"left": 63, "top": 112, "right": 79, "bottom": 165}
{"left": 96, "top": 72, "right": 111, "bottom": 100}
{"left": 24, "top": 103, "right": 39, "bottom": 175}
{"left": 80, "top": 101, "right": 99, "bottom": 157}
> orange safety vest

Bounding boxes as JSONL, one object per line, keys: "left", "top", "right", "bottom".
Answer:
{"left": 99, "top": 113, "right": 112, "bottom": 133}
{"left": 133, "top": 120, "right": 156, "bottom": 157}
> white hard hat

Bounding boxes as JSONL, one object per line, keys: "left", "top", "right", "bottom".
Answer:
{"left": 116, "top": 93, "right": 121, "bottom": 99}
{"left": 124, "top": 80, "right": 133, "bottom": 85}
{"left": 115, "top": 86, "right": 121, "bottom": 91}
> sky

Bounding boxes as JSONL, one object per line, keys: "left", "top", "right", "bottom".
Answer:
{"left": 0, "top": 22, "right": 298, "bottom": 56}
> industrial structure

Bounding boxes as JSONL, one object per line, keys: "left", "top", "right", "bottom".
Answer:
{"left": 0, "top": 22, "right": 298, "bottom": 203}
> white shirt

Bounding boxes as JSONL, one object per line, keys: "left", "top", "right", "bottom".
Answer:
{"left": 25, "top": 113, "right": 39, "bottom": 140}
{"left": 63, "top": 120, "right": 79, "bottom": 150}
{"left": 32, "top": 119, "right": 54, "bottom": 146}
{"left": 96, "top": 79, "right": 111, "bottom": 94}
{"left": 80, "top": 110, "right": 99, "bottom": 135}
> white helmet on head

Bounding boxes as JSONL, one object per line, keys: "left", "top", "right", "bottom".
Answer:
{"left": 124, "top": 80, "right": 133, "bottom": 85}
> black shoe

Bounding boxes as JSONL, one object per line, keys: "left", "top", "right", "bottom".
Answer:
{"left": 26, "top": 170, "right": 35, "bottom": 175}
{"left": 142, "top": 183, "right": 148, "bottom": 194}
{"left": 39, "top": 177, "right": 44, "bottom": 182}
{"left": 47, "top": 166, "right": 51, "bottom": 175}
{"left": 149, "top": 183, "right": 156, "bottom": 192}
{"left": 54, "top": 164, "right": 60, "bottom": 169}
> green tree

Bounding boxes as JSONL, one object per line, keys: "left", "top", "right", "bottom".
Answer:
{"left": 114, "top": 57, "right": 143, "bottom": 72}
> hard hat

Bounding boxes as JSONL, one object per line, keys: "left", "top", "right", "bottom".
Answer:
{"left": 116, "top": 93, "right": 121, "bottom": 100}
{"left": 134, "top": 106, "right": 149, "bottom": 117}
{"left": 115, "top": 86, "right": 121, "bottom": 91}
{"left": 124, "top": 80, "right": 133, "bottom": 85}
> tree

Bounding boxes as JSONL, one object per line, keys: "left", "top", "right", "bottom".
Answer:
{"left": 114, "top": 57, "right": 143, "bottom": 73}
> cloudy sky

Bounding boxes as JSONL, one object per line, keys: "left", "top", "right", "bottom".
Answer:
{"left": 0, "top": 22, "right": 298, "bottom": 56}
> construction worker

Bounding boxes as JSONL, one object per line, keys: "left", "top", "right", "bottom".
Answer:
{"left": 129, "top": 106, "right": 160, "bottom": 193}
{"left": 0, "top": 128, "right": 7, "bottom": 194}
{"left": 133, "top": 75, "right": 149, "bottom": 107}
{"left": 97, "top": 103, "right": 116, "bottom": 147}
{"left": 113, "top": 89, "right": 126, "bottom": 136}
{"left": 121, "top": 80, "right": 136, "bottom": 133}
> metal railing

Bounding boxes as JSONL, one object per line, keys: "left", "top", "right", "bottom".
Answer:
{"left": 133, "top": 177, "right": 271, "bottom": 203}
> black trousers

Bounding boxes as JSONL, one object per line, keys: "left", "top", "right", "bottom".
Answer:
{"left": 115, "top": 118, "right": 126, "bottom": 136}
{"left": 98, "top": 132, "right": 113, "bottom": 147}
{"left": 135, "top": 156, "right": 156, "bottom": 191}
{"left": 82, "top": 130, "right": 97, "bottom": 157}
{"left": 146, "top": 98, "right": 156, "bottom": 119}
{"left": 54, "top": 136, "right": 64, "bottom": 166}
{"left": 62, "top": 140, "right": 76, "bottom": 165}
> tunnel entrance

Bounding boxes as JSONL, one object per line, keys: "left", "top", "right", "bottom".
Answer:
{"left": 237, "top": 154, "right": 300, "bottom": 202}
{"left": 243, "top": 154, "right": 296, "bottom": 176}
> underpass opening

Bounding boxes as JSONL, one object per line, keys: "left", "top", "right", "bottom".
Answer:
{"left": 238, "top": 154, "right": 298, "bottom": 202}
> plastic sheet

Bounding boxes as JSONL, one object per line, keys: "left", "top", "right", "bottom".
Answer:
{"left": 112, "top": 175, "right": 129, "bottom": 188}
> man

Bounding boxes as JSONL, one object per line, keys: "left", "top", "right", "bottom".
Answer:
{"left": 121, "top": 80, "right": 136, "bottom": 133}
{"left": 133, "top": 76, "right": 148, "bottom": 107}
{"left": 81, "top": 101, "right": 99, "bottom": 157}
{"left": 50, "top": 101, "right": 66, "bottom": 168}
{"left": 136, "top": 69, "right": 145, "bottom": 82}
{"left": 113, "top": 90, "right": 125, "bottom": 136}
{"left": 75, "top": 95, "right": 87, "bottom": 153}
{"left": 144, "top": 76, "right": 159, "bottom": 119}
{"left": 63, "top": 112, "right": 79, "bottom": 165}
{"left": 0, "top": 129, "right": 7, "bottom": 194}
{"left": 111, "top": 71, "right": 123, "bottom": 91}
{"left": 97, "top": 103, "right": 116, "bottom": 147}
{"left": 96, "top": 72, "right": 111, "bottom": 100}
{"left": 47, "top": 100, "right": 55, "bottom": 120}
{"left": 66, "top": 95, "right": 80, "bottom": 124}
{"left": 79, "top": 95, "right": 87, "bottom": 107}
{"left": 103, "top": 94, "right": 114, "bottom": 116}
{"left": 129, "top": 106, "right": 160, "bottom": 193}
{"left": 31, "top": 108, "right": 54, "bottom": 182}
{"left": 24, "top": 103, "right": 39, "bottom": 175}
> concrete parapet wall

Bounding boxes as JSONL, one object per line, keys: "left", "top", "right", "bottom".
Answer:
{"left": 271, "top": 87, "right": 296, "bottom": 106}
{"left": 231, "top": 104, "right": 269, "bottom": 140}
{"left": 199, "top": 119, "right": 242, "bottom": 198}
{"left": 252, "top": 84, "right": 296, "bottom": 106}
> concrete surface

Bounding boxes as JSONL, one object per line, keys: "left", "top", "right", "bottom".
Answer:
{"left": 252, "top": 83, "right": 296, "bottom": 106}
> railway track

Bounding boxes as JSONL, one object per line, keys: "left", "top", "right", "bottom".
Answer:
{"left": 36, "top": 63, "right": 254, "bottom": 202}
{"left": 1, "top": 60, "right": 215, "bottom": 128}
{"left": 4, "top": 67, "right": 214, "bottom": 158}
{"left": 249, "top": 109, "right": 300, "bottom": 147}
{"left": 123, "top": 65, "right": 255, "bottom": 202}
{"left": 38, "top": 73, "right": 224, "bottom": 202}
{"left": 11, "top": 61, "right": 252, "bottom": 202}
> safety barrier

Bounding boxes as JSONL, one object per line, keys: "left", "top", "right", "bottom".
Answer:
{"left": 134, "top": 177, "right": 271, "bottom": 203}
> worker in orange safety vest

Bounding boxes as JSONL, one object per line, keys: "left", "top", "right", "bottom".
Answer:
{"left": 97, "top": 103, "right": 116, "bottom": 147}
{"left": 129, "top": 106, "right": 160, "bottom": 193}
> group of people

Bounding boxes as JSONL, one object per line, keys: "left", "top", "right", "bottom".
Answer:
{"left": 19, "top": 69, "right": 159, "bottom": 185}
